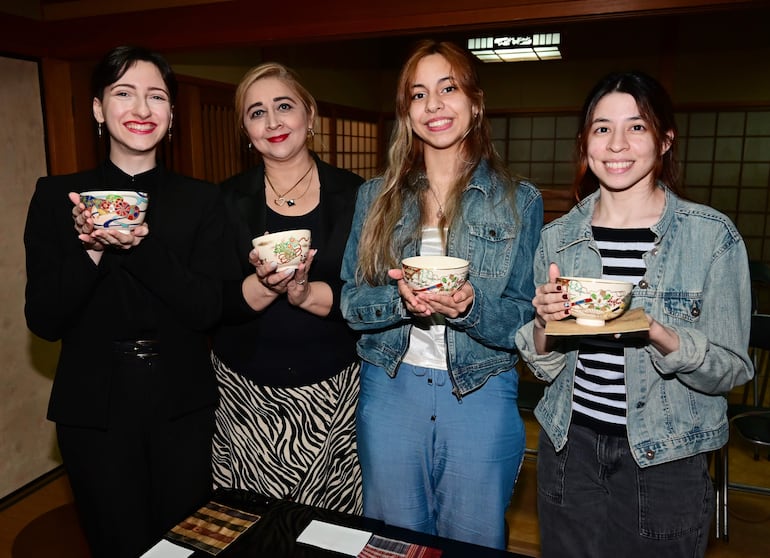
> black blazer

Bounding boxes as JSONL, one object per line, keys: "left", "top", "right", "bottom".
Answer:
{"left": 24, "top": 163, "right": 226, "bottom": 428}
{"left": 212, "top": 154, "right": 363, "bottom": 384}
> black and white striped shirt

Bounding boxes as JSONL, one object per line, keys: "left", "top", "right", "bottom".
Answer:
{"left": 571, "top": 226, "right": 655, "bottom": 435}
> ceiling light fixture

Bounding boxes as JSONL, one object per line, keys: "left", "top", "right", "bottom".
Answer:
{"left": 467, "top": 33, "right": 562, "bottom": 63}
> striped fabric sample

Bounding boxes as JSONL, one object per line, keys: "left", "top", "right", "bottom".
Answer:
{"left": 166, "top": 501, "right": 261, "bottom": 555}
{"left": 358, "top": 535, "right": 443, "bottom": 558}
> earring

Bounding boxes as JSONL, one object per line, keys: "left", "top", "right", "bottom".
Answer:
{"left": 167, "top": 124, "right": 173, "bottom": 142}
{"left": 97, "top": 122, "right": 102, "bottom": 138}
{"left": 247, "top": 142, "right": 253, "bottom": 152}
{"left": 307, "top": 127, "right": 315, "bottom": 138}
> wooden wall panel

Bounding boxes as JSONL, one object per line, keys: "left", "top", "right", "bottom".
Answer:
{"left": 0, "top": 55, "right": 57, "bottom": 499}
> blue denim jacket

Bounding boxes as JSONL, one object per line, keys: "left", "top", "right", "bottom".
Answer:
{"left": 516, "top": 186, "right": 753, "bottom": 467}
{"left": 341, "top": 162, "right": 543, "bottom": 397}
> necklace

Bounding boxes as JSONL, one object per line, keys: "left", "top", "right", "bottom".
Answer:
{"left": 284, "top": 165, "right": 314, "bottom": 206}
{"left": 265, "top": 163, "right": 313, "bottom": 207}
{"left": 426, "top": 186, "right": 445, "bottom": 219}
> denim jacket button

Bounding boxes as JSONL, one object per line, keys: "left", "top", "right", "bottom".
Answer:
{"left": 691, "top": 306, "right": 700, "bottom": 317}
{"left": 645, "top": 449, "right": 655, "bottom": 459}
{"left": 638, "top": 279, "right": 649, "bottom": 289}
{"left": 636, "top": 401, "right": 645, "bottom": 409}
{"left": 375, "top": 309, "right": 382, "bottom": 317}
{"left": 650, "top": 247, "right": 659, "bottom": 256}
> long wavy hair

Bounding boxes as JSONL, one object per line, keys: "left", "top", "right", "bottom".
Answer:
{"left": 573, "top": 71, "right": 683, "bottom": 201}
{"left": 356, "top": 40, "right": 514, "bottom": 285}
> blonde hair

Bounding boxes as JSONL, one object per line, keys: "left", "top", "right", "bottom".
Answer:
{"left": 356, "top": 40, "right": 514, "bottom": 285}
{"left": 234, "top": 62, "right": 318, "bottom": 133}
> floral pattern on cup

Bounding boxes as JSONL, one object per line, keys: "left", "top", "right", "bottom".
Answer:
{"left": 401, "top": 256, "right": 470, "bottom": 294}
{"left": 556, "top": 276, "right": 634, "bottom": 326}
{"left": 252, "top": 229, "right": 312, "bottom": 272}
{"left": 403, "top": 267, "right": 467, "bottom": 293}
{"left": 272, "top": 236, "right": 308, "bottom": 266}
{"left": 80, "top": 190, "right": 148, "bottom": 229}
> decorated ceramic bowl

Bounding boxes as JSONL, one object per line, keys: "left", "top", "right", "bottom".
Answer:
{"left": 401, "top": 255, "right": 470, "bottom": 294}
{"left": 80, "top": 190, "right": 149, "bottom": 229}
{"left": 252, "top": 229, "right": 312, "bottom": 272}
{"left": 556, "top": 276, "right": 634, "bottom": 327}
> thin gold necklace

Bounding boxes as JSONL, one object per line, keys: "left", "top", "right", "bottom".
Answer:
{"left": 426, "top": 186, "right": 445, "bottom": 219}
{"left": 265, "top": 163, "right": 313, "bottom": 207}
{"left": 284, "top": 165, "right": 314, "bottom": 206}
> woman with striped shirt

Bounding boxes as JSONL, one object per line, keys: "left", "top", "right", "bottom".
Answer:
{"left": 516, "top": 71, "right": 753, "bottom": 558}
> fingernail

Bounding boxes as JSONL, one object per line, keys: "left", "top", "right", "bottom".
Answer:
{"left": 556, "top": 285, "right": 562, "bottom": 291}
{"left": 562, "top": 294, "right": 568, "bottom": 300}
{"left": 563, "top": 301, "right": 570, "bottom": 308}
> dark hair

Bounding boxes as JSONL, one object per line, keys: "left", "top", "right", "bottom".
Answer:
{"left": 573, "top": 71, "right": 682, "bottom": 200}
{"left": 91, "top": 45, "right": 178, "bottom": 104}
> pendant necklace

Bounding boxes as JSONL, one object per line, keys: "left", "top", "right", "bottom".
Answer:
{"left": 426, "top": 186, "right": 445, "bottom": 219}
{"left": 265, "top": 163, "right": 313, "bottom": 207}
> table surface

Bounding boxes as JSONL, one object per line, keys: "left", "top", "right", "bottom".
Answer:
{"left": 182, "top": 489, "right": 527, "bottom": 558}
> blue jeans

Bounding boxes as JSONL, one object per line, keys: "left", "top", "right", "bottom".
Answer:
{"left": 537, "top": 423, "right": 714, "bottom": 558}
{"left": 356, "top": 361, "right": 525, "bottom": 549}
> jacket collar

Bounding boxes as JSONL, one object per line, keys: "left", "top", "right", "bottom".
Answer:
{"left": 555, "top": 183, "right": 675, "bottom": 250}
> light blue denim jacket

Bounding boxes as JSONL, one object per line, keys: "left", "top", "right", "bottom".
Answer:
{"left": 515, "top": 186, "right": 753, "bottom": 467}
{"left": 341, "top": 162, "right": 543, "bottom": 397}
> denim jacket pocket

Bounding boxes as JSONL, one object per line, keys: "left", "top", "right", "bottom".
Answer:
{"left": 661, "top": 291, "right": 703, "bottom": 324}
{"left": 464, "top": 223, "right": 517, "bottom": 278}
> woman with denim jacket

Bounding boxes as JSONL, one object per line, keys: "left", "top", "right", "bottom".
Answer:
{"left": 515, "top": 71, "right": 753, "bottom": 558}
{"left": 340, "top": 40, "right": 542, "bottom": 549}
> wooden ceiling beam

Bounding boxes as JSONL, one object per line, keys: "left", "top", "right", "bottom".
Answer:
{"left": 3, "top": 0, "right": 765, "bottom": 59}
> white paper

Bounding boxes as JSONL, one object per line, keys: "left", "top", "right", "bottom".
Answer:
{"left": 139, "top": 539, "right": 195, "bottom": 558}
{"left": 296, "top": 519, "right": 372, "bottom": 556}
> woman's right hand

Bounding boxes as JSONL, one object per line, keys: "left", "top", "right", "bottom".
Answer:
{"left": 532, "top": 262, "right": 571, "bottom": 329}
{"left": 69, "top": 191, "right": 103, "bottom": 251}
{"left": 387, "top": 268, "right": 432, "bottom": 318}
{"left": 249, "top": 245, "right": 295, "bottom": 296}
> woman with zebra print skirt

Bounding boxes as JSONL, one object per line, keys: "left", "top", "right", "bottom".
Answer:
{"left": 211, "top": 62, "right": 364, "bottom": 514}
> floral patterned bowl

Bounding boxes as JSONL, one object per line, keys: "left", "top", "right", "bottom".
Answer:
{"left": 80, "top": 190, "right": 148, "bottom": 229}
{"left": 556, "top": 276, "right": 634, "bottom": 327}
{"left": 402, "top": 256, "right": 469, "bottom": 294}
{"left": 252, "top": 229, "right": 312, "bottom": 272}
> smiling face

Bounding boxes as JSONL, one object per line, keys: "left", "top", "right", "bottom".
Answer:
{"left": 92, "top": 60, "right": 172, "bottom": 168}
{"left": 241, "top": 76, "right": 313, "bottom": 164}
{"left": 586, "top": 91, "right": 672, "bottom": 194}
{"left": 407, "top": 54, "right": 476, "bottom": 157}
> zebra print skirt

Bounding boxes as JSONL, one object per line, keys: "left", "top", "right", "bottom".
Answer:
{"left": 211, "top": 354, "right": 363, "bottom": 514}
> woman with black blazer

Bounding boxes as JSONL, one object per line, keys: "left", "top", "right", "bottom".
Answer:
{"left": 211, "top": 62, "right": 364, "bottom": 514}
{"left": 24, "top": 46, "right": 225, "bottom": 558}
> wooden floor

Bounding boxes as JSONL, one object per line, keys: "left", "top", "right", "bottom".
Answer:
{"left": 1, "top": 414, "right": 768, "bottom": 558}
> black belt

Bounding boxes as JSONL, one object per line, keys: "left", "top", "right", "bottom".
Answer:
{"left": 113, "top": 339, "right": 160, "bottom": 359}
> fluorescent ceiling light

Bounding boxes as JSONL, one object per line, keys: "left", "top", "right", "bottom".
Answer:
{"left": 468, "top": 33, "right": 562, "bottom": 63}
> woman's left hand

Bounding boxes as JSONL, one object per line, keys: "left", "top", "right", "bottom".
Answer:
{"left": 642, "top": 314, "right": 680, "bottom": 355}
{"left": 90, "top": 224, "right": 149, "bottom": 249}
{"left": 416, "top": 281, "right": 474, "bottom": 318}
{"left": 388, "top": 268, "right": 474, "bottom": 318}
{"left": 287, "top": 249, "right": 316, "bottom": 306}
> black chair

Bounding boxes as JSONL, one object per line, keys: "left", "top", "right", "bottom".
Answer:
{"left": 750, "top": 260, "right": 770, "bottom": 314}
{"left": 715, "top": 313, "right": 770, "bottom": 541}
